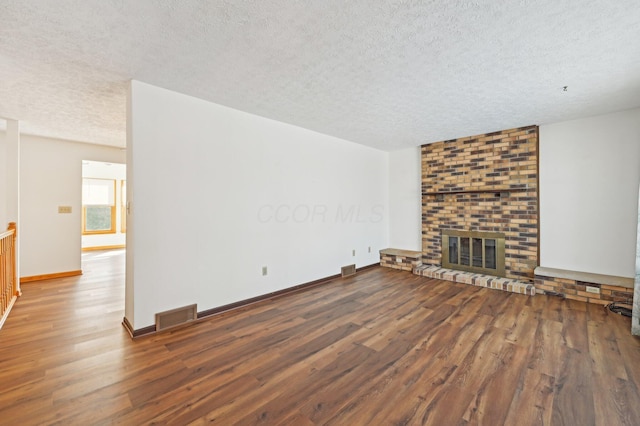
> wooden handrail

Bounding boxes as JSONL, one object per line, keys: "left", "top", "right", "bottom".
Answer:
{"left": 0, "top": 222, "right": 19, "bottom": 329}
{"left": 0, "top": 225, "right": 15, "bottom": 240}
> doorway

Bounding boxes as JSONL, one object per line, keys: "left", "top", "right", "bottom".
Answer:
{"left": 81, "top": 160, "right": 126, "bottom": 251}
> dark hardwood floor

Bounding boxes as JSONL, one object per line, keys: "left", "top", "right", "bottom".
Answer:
{"left": 1, "top": 250, "right": 640, "bottom": 425}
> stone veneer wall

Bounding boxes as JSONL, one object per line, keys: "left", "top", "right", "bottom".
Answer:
{"left": 422, "top": 125, "right": 539, "bottom": 282}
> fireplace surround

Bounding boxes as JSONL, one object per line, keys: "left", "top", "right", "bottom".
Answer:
{"left": 421, "top": 125, "right": 539, "bottom": 282}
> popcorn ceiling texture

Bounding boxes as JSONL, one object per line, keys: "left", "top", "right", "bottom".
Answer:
{"left": 1, "top": 1, "right": 640, "bottom": 149}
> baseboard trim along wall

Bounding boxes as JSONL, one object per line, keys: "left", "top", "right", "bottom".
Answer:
{"left": 21, "top": 270, "right": 83, "bottom": 283}
{"left": 122, "top": 317, "right": 135, "bottom": 338}
{"left": 82, "top": 245, "right": 126, "bottom": 251}
{"left": 124, "top": 262, "right": 380, "bottom": 338}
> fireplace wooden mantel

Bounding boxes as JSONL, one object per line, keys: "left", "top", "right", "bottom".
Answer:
{"left": 422, "top": 187, "right": 528, "bottom": 196}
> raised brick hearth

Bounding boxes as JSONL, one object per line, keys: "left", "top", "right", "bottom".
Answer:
{"left": 534, "top": 267, "right": 634, "bottom": 305}
{"left": 414, "top": 264, "right": 535, "bottom": 296}
{"left": 379, "top": 248, "right": 422, "bottom": 272}
{"left": 378, "top": 247, "right": 535, "bottom": 296}
{"left": 421, "top": 125, "right": 539, "bottom": 282}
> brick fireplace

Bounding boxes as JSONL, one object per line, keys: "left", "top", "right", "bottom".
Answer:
{"left": 420, "top": 125, "right": 539, "bottom": 282}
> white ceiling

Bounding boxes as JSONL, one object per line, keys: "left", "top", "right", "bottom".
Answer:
{"left": 1, "top": 0, "right": 639, "bottom": 151}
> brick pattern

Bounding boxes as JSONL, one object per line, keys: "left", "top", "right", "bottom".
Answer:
{"left": 414, "top": 265, "right": 535, "bottom": 296}
{"left": 421, "top": 125, "right": 539, "bottom": 282}
{"left": 535, "top": 275, "right": 633, "bottom": 305}
{"left": 380, "top": 253, "right": 422, "bottom": 272}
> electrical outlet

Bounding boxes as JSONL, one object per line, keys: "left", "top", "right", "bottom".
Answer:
{"left": 368, "top": 246, "right": 371, "bottom": 253}
{"left": 262, "top": 266, "right": 268, "bottom": 276}
{"left": 586, "top": 286, "right": 600, "bottom": 294}
{"left": 58, "top": 206, "right": 72, "bottom": 214}
{"left": 352, "top": 249, "right": 356, "bottom": 256}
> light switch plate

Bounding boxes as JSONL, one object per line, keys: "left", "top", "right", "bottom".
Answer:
{"left": 58, "top": 206, "right": 72, "bottom": 214}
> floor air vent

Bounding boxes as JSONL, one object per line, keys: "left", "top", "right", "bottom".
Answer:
{"left": 341, "top": 264, "right": 356, "bottom": 277}
{"left": 155, "top": 304, "right": 197, "bottom": 332}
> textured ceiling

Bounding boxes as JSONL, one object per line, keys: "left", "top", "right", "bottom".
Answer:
{"left": 1, "top": 0, "right": 639, "bottom": 150}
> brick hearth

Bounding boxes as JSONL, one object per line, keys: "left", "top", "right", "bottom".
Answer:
{"left": 414, "top": 264, "right": 535, "bottom": 296}
{"left": 379, "top": 248, "right": 422, "bottom": 272}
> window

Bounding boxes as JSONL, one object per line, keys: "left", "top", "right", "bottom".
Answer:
{"left": 82, "top": 178, "right": 116, "bottom": 234}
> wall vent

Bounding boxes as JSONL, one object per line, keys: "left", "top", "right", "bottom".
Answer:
{"left": 155, "top": 304, "right": 197, "bottom": 332}
{"left": 341, "top": 264, "right": 356, "bottom": 277}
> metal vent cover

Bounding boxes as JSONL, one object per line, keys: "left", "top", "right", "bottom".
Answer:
{"left": 155, "top": 304, "right": 197, "bottom": 332}
{"left": 341, "top": 264, "right": 356, "bottom": 277}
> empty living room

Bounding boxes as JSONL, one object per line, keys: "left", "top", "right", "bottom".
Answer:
{"left": 1, "top": 1, "right": 640, "bottom": 425}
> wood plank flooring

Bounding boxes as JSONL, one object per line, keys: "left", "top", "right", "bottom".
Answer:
{"left": 1, "top": 250, "right": 640, "bottom": 425}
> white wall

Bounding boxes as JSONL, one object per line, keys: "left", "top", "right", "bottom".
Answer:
{"left": 81, "top": 160, "right": 127, "bottom": 249}
{"left": 127, "top": 81, "right": 389, "bottom": 329}
{"left": 0, "top": 122, "right": 21, "bottom": 234}
{"left": 540, "top": 107, "right": 640, "bottom": 278}
{"left": 20, "top": 135, "right": 125, "bottom": 277}
{"left": 0, "top": 129, "right": 7, "bottom": 228}
{"left": 388, "top": 147, "right": 421, "bottom": 251}
{"left": 3, "top": 121, "right": 22, "bottom": 285}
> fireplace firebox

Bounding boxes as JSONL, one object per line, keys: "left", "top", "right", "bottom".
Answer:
{"left": 442, "top": 230, "right": 505, "bottom": 277}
